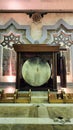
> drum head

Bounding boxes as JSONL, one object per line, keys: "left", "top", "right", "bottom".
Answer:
{"left": 22, "top": 57, "right": 51, "bottom": 87}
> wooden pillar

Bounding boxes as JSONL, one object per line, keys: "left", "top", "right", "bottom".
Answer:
{"left": 16, "top": 52, "right": 21, "bottom": 90}
{"left": 52, "top": 52, "right": 57, "bottom": 91}
{"left": 0, "top": 46, "right": 3, "bottom": 76}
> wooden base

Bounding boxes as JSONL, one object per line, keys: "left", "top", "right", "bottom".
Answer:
{"left": 48, "top": 90, "right": 73, "bottom": 103}
{"left": 0, "top": 89, "right": 31, "bottom": 103}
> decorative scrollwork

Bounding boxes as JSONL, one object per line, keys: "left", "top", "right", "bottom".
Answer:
{"left": 1, "top": 33, "right": 22, "bottom": 49}
{"left": 32, "top": 13, "right": 42, "bottom": 23}
{"left": 51, "top": 30, "right": 73, "bottom": 48}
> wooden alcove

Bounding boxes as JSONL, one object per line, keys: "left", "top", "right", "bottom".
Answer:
{"left": 13, "top": 44, "right": 60, "bottom": 91}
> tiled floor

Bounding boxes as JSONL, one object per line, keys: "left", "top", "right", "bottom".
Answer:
{"left": 0, "top": 104, "right": 73, "bottom": 130}
{"left": 0, "top": 85, "right": 73, "bottom": 130}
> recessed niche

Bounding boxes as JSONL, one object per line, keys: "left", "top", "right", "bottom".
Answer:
{"left": 14, "top": 44, "right": 60, "bottom": 91}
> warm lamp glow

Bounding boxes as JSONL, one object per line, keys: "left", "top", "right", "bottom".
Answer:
{"left": 7, "top": 0, "right": 23, "bottom": 9}
{"left": 58, "top": 87, "right": 72, "bottom": 93}
{"left": 6, "top": 51, "right": 16, "bottom": 83}
{"left": 61, "top": 88, "right": 73, "bottom": 93}
{"left": 4, "top": 86, "right": 15, "bottom": 93}
{"left": 7, "top": 76, "right": 15, "bottom": 82}
{"left": 61, "top": 88, "right": 67, "bottom": 93}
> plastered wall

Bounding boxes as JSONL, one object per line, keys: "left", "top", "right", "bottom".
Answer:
{"left": 0, "top": 12, "right": 73, "bottom": 83}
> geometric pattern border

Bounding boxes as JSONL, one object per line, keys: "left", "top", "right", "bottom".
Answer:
{"left": 0, "top": 18, "right": 73, "bottom": 45}
{"left": 0, "top": 18, "right": 34, "bottom": 45}
{"left": 39, "top": 19, "right": 73, "bottom": 44}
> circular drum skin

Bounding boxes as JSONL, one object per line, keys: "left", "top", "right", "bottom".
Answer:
{"left": 22, "top": 57, "right": 51, "bottom": 87}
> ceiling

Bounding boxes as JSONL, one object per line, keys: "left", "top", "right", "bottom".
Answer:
{"left": 0, "top": 0, "right": 73, "bottom": 12}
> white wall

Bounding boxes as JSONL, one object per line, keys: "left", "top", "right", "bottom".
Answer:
{"left": 0, "top": 0, "right": 73, "bottom": 11}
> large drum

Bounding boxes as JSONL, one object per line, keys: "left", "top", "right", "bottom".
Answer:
{"left": 22, "top": 57, "right": 51, "bottom": 87}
